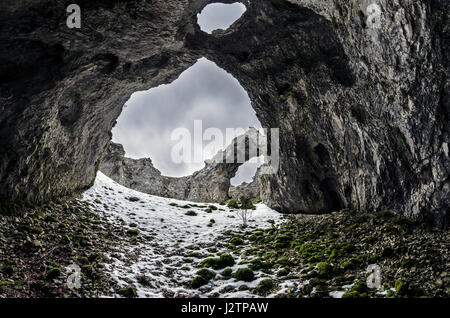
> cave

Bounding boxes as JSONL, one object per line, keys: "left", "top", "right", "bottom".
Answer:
{"left": 0, "top": 0, "right": 449, "bottom": 301}
{"left": 0, "top": 0, "right": 448, "bottom": 227}
{"left": 100, "top": 55, "right": 266, "bottom": 202}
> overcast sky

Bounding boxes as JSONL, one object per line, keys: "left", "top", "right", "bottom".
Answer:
{"left": 112, "top": 4, "right": 259, "bottom": 186}
{"left": 197, "top": 2, "right": 246, "bottom": 34}
{"left": 112, "top": 58, "right": 262, "bottom": 184}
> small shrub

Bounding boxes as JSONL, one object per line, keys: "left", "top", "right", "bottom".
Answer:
{"left": 127, "top": 197, "right": 140, "bottom": 202}
{"left": 185, "top": 211, "right": 197, "bottom": 216}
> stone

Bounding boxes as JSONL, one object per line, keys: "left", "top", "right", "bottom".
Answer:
{"left": 0, "top": 0, "right": 448, "bottom": 226}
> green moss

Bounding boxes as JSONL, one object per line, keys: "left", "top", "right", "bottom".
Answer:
{"left": 136, "top": 275, "right": 151, "bottom": 287}
{"left": 341, "top": 281, "right": 369, "bottom": 298}
{"left": 277, "top": 267, "right": 290, "bottom": 277}
{"left": 341, "top": 243, "right": 356, "bottom": 254}
{"left": 351, "top": 281, "right": 369, "bottom": 293}
{"left": 169, "top": 203, "right": 178, "bottom": 207}
{"left": 118, "top": 286, "right": 137, "bottom": 298}
{"left": 233, "top": 268, "right": 255, "bottom": 282}
{"left": 127, "top": 197, "right": 140, "bottom": 202}
{"left": 400, "top": 258, "right": 412, "bottom": 268}
{"left": 196, "top": 269, "right": 216, "bottom": 281}
{"left": 208, "top": 205, "right": 218, "bottom": 211}
{"left": 395, "top": 279, "right": 405, "bottom": 295}
{"left": 273, "top": 234, "right": 292, "bottom": 249}
{"left": 256, "top": 279, "right": 274, "bottom": 293}
{"left": 342, "top": 290, "right": 360, "bottom": 298}
{"left": 46, "top": 267, "right": 61, "bottom": 280}
{"left": 343, "top": 257, "right": 362, "bottom": 270}
{"left": 277, "top": 256, "right": 294, "bottom": 266}
{"left": 191, "top": 276, "right": 208, "bottom": 288}
{"left": 248, "top": 231, "right": 264, "bottom": 242}
{"left": 126, "top": 229, "right": 140, "bottom": 237}
{"left": 20, "top": 225, "right": 43, "bottom": 235}
{"left": 0, "top": 280, "right": 13, "bottom": 293}
{"left": 251, "top": 197, "right": 262, "bottom": 204}
{"left": 81, "top": 265, "right": 94, "bottom": 276}
{"left": 78, "top": 256, "right": 89, "bottom": 264}
{"left": 201, "top": 254, "right": 235, "bottom": 270}
{"left": 316, "top": 262, "right": 333, "bottom": 278}
{"left": 34, "top": 211, "right": 45, "bottom": 218}
{"left": 294, "top": 242, "right": 325, "bottom": 262}
{"left": 329, "top": 248, "right": 339, "bottom": 260}
{"left": 185, "top": 211, "right": 197, "bottom": 216}
{"left": 249, "top": 258, "right": 273, "bottom": 271}
{"left": 230, "top": 236, "right": 244, "bottom": 246}
{"left": 238, "top": 285, "right": 249, "bottom": 291}
{"left": 221, "top": 268, "right": 233, "bottom": 278}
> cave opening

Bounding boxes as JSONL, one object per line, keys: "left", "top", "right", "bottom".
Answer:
{"left": 230, "top": 156, "right": 265, "bottom": 186}
{"left": 197, "top": 2, "right": 246, "bottom": 34}
{"left": 110, "top": 57, "right": 262, "bottom": 182}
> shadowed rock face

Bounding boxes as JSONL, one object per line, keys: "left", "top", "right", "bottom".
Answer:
{"left": 0, "top": 0, "right": 448, "bottom": 226}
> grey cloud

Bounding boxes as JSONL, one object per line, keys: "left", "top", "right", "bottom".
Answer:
{"left": 112, "top": 58, "right": 262, "bottom": 182}
{"left": 197, "top": 2, "right": 246, "bottom": 34}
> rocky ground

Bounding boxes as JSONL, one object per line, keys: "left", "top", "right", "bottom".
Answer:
{"left": 0, "top": 173, "right": 448, "bottom": 298}
{"left": 0, "top": 199, "right": 118, "bottom": 297}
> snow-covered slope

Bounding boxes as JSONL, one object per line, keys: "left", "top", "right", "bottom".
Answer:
{"left": 82, "top": 172, "right": 284, "bottom": 297}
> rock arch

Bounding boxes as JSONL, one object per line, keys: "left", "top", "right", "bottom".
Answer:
{"left": 0, "top": 0, "right": 448, "bottom": 226}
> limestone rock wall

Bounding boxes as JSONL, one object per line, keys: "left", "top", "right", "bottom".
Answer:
{"left": 0, "top": 0, "right": 448, "bottom": 226}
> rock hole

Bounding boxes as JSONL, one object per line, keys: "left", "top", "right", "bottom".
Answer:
{"left": 111, "top": 57, "right": 261, "bottom": 178}
{"left": 230, "top": 156, "right": 265, "bottom": 186}
{"left": 197, "top": 2, "right": 246, "bottom": 34}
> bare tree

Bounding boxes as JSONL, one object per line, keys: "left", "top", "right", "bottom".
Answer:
{"left": 236, "top": 197, "right": 255, "bottom": 228}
